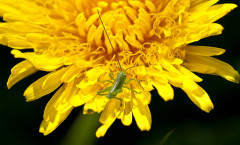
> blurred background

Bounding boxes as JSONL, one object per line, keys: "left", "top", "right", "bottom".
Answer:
{"left": 0, "top": 0, "right": 240, "bottom": 145}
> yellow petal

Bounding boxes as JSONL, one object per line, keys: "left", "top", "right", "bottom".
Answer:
{"left": 145, "top": 1, "right": 156, "bottom": 13}
{"left": 121, "top": 101, "right": 133, "bottom": 126}
{"left": 132, "top": 99, "right": 151, "bottom": 131}
{"left": 206, "top": 4, "right": 237, "bottom": 23}
{"left": 39, "top": 108, "right": 73, "bottom": 135}
{"left": 134, "top": 85, "right": 151, "bottom": 105}
{"left": 138, "top": 65, "right": 147, "bottom": 75}
{"left": 96, "top": 118, "right": 115, "bottom": 138}
{"left": 7, "top": 60, "right": 37, "bottom": 89}
{"left": 140, "top": 78, "right": 154, "bottom": 92}
{"left": 3, "top": 13, "right": 27, "bottom": 22}
{"left": 11, "top": 50, "right": 64, "bottom": 71}
{"left": 99, "top": 99, "right": 121, "bottom": 124}
{"left": 0, "top": 2, "right": 21, "bottom": 16}
{"left": 8, "top": 39, "right": 33, "bottom": 49}
{"left": 152, "top": 77, "right": 174, "bottom": 101}
{"left": 40, "top": 85, "right": 73, "bottom": 135}
{"left": 44, "top": 85, "right": 65, "bottom": 118}
{"left": 83, "top": 96, "right": 109, "bottom": 114}
{"left": 26, "top": 33, "right": 54, "bottom": 43}
{"left": 190, "top": 0, "right": 219, "bottom": 12}
{"left": 77, "top": 66, "right": 106, "bottom": 89}
{"left": 179, "top": 66, "right": 202, "bottom": 82}
{"left": 87, "top": 25, "right": 97, "bottom": 44}
{"left": 120, "top": 88, "right": 131, "bottom": 102}
{"left": 68, "top": 84, "right": 101, "bottom": 107}
{"left": 61, "top": 64, "right": 81, "bottom": 83}
{"left": 24, "top": 67, "right": 67, "bottom": 101}
{"left": 182, "top": 80, "right": 214, "bottom": 113}
{"left": 53, "top": 82, "right": 76, "bottom": 111}
{"left": 187, "top": 23, "right": 223, "bottom": 43}
{"left": 86, "top": 66, "right": 106, "bottom": 85}
{"left": 185, "top": 45, "right": 225, "bottom": 56}
{"left": 42, "top": 67, "right": 70, "bottom": 90}
{"left": 184, "top": 55, "right": 240, "bottom": 83}
{"left": 189, "top": 2, "right": 237, "bottom": 23}
{"left": 75, "top": 12, "right": 86, "bottom": 37}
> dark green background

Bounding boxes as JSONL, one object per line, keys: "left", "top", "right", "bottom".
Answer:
{"left": 1, "top": 1, "right": 239, "bottom": 145}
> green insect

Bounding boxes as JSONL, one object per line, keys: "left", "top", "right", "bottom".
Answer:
{"left": 97, "top": 10, "right": 140, "bottom": 99}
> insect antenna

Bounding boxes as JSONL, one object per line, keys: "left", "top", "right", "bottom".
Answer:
{"left": 97, "top": 9, "right": 123, "bottom": 71}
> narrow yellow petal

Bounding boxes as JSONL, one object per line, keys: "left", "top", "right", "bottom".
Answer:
{"left": 152, "top": 78, "right": 174, "bottom": 101}
{"left": 44, "top": 85, "right": 65, "bottom": 118}
{"left": 121, "top": 102, "right": 133, "bottom": 126}
{"left": 179, "top": 66, "right": 202, "bottom": 82}
{"left": 87, "top": 25, "right": 97, "bottom": 44}
{"left": 61, "top": 65, "right": 81, "bottom": 83}
{"left": 187, "top": 23, "right": 223, "bottom": 43}
{"left": 0, "top": 3, "right": 21, "bottom": 16}
{"left": 84, "top": 13, "right": 99, "bottom": 32}
{"left": 11, "top": 50, "right": 64, "bottom": 71}
{"left": 26, "top": 33, "right": 54, "bottom": 43}
{"left": 185, "top": 45, "right": 225, "bottom": 56}
{"left": 68, "top": 84, "right": 101, "bottom": 107}
{"left": 184, "top": 55, "right": 240, "bottom": 83}
{"left": 7, "top": 60, "right": 37, "bottom": 89}
{"left": 182, "top": 81, "right": 214, "bottom": 113}
{"left": 8, "top": 39, "right": 33, "bottom": 49}
{"left": 54, "top": 82, "right": 75, "bottom": 111}
{"left": 42, "top": 67, "right": 69, "bottom": 90}
{"left": 132, "top": 99, "right": 151, "bottom": 131}
{"left": 189, "top": 2, "right": 237, "bottom": 23}
{"left": 140, "top": 79, "right": 154, "bottom": 92}
{"left": 99, "top": 99, "right": 121, "bottom": 124}
{"left": 145, "top": 1, "right": 156, "bottom": 12}
{"left": 96, "top": 118, "right": 115, "bottom": 138}
{"left": 182, "top": 62, "right": 217, "bottom": 74}
{"left": 206, "top": 4, "right": 237, "bottom": 23}
{"left": 24, "top": 67, "right": 67, "bottom": 101}
{"left": 75, "top": 12, "right": 87, "bottom": 37}
{"left": 3, "top": 13, "right": 27, "bottom": 22}
{"left": 40, "top": 107, "right": 73, "bottom": 135}
{"left": 83, "top": 95, "right": 109, "bottom": 114}
{"left": 94, "top": 23, "right": 104, "bottom": 46}
{"left": 190, "top": 0, "right": 219, "bottom": 12}
{"left": 80, "top": 66, "right": 106, "bottom": 87}
{"left": 134, "top": 88, "right": 151, "bottom": 105}
{"left": 40, "top": 84, "right": 74, "bottom": 135}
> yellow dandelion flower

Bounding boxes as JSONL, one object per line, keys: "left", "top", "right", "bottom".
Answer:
{"left": 1, "top": 0, "right": 239, "bottom": 137}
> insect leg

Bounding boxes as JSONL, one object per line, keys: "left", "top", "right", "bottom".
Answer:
{"left": 97, "top": 86, "right": 112, "bottom": 95}
{"left": 108, "top": 88, "right": 123, "bottom": 99}
{"left": 123, "top": 86, "right": 141, "bottom": 94}
{"left": 124, "top": 78, "right": 139, "bottom": 85}
{"left": 109, "top": 70, "right": 115, "bottom": 81}
{"left": 111, "top": 88, "right": 122, "bottom": 95}
{"left": 98, "top": 79, "right": 114, "bottom": 84}
{"left": 97, "top": 93, "right": 108, "bottom": 96}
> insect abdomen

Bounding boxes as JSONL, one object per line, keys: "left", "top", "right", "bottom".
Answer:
{"left": 107, "top": 71, "right": 126, "bottom": 98}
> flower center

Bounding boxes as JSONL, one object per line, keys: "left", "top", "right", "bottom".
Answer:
{"left": 40, "top": 0, "right": 188, "bottom": 68}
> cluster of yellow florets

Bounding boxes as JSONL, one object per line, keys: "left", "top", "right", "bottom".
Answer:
{"left": 0, "top": 0, "right": 239, "bottom": 137}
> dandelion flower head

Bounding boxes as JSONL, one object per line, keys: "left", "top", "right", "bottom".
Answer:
{"left": 0, "top": 0, "right": 239, "bottom": 137}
